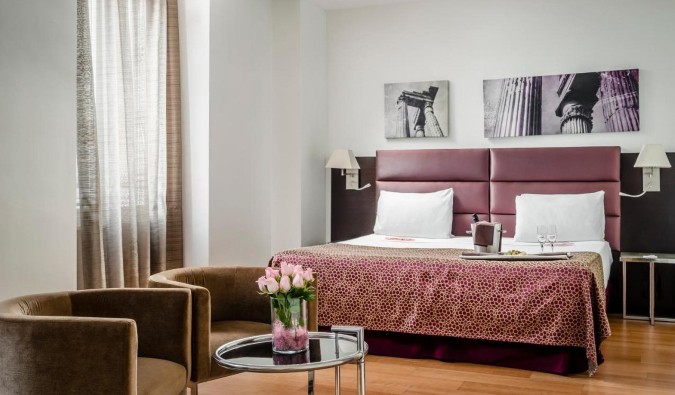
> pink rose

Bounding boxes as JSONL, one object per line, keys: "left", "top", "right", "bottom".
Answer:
{"left": 265, "top": 267, "right": 279, "bottom": 279}
{"left": 293, "top": 264, "right": 304, "bottom": 275}
{"left": 256, "top": 276, "right": 266, "bottom": 292}
{"left": 302, "top": 268, "right": 313, "bottom": 282}
{"left": 292, "top": 273, "right": 304, "bottom": 288}
{"left": 279, "top": 275, "right": 291, "bottom": 292}
{"left": 265, "top": 277, "right": 280, "bottom": 293}
{"left": 280, "top": 262, "right": 295, "bottom": 277}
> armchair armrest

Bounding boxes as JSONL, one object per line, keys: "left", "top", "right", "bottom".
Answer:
{"left": 149, "top": 271, "right": 211, "bottom": 382}
{"left": 0, "top": 315, "right": 136, "bottom": 394}
{"left": 70, "top": 288, "right": 191, "bottom": 377}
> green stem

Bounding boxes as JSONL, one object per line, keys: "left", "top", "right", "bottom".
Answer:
{"left": 273, "top": 295, "right": 301, "bottom": 329}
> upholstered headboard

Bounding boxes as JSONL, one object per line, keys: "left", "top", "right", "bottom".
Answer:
{"left": 490, "top": 146, "right": 621, "bottom": 250}
{"left": 375, "top": 146, "right": 621, "bottom": 250}
{"left": 376, "top": 149, "right": 490, "bottom": 237}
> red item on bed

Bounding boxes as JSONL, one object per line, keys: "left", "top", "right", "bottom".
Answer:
{"left": 384, "top": 236, "right": 416, "bottom": 241}
{"left": 271, "top": 243, "right": 610, "bottom": 375}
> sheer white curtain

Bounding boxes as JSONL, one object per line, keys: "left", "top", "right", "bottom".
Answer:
{"left": 77, "top": 0, "right": 169, "bottom": 288}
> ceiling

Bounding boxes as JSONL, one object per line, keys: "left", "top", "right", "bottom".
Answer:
{"left": 309, "top": 0, "right": 427, "bottom": 10}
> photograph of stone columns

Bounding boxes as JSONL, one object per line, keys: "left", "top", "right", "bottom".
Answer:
{"left": 385, "top": 80, "right": 449, "bottom": 138}
{"left": 483, "top": 69, "right": 639, "bottom": 138}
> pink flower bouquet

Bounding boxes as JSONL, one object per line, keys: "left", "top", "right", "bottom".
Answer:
{"left": 257, "top": 262, "right": 315, "bottom": 354}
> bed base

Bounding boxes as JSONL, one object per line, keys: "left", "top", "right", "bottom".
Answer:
{"left": 363, "top": 330, "right": 599, "bottom": 375}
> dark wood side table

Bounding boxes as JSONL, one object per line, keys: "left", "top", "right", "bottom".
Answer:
{"left": 620, "top": 252, "right": 675, "bottom": 325}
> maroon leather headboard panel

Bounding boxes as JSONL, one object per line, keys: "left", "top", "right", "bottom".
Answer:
{"left": 373, "top": 147, "right": 621, "bottom": 249}
{"left": 490, "top": 147, "right": 621, "bottom": 250}
{"left": 376, "top": 149, "right": 490, "bottom": 236}
{"left": 377, "top": 149, "right": 490, "bottom": 182}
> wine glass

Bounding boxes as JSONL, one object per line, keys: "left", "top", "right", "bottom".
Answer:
{"left": 536, "top": 225, "right": 547, "bottom": 253}
{"left": 547, "top": 225, "right": 557, "bottom": 252}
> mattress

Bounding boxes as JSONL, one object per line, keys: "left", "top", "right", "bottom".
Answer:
{"left": 340, "top": 234, "right": 613, "bottom": 287}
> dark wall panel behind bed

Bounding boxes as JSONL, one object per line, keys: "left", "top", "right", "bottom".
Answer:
{"left": 621, "top": 152, "right": 675, "bottom": 318}
{"left": 331, "top": 157, "right": 377, "bottom": 242}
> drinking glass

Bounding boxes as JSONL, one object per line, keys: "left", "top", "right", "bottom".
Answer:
{"left": 536, "top": 225, "right": 547, "bottom": 253}
{"left": 547, "top": 225, "right": 557, "bottom": 252}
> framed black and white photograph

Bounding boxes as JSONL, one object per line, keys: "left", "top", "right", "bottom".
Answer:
{"left": 385, "top": 80, "right": 449, "bottom": 139}
{"left": 483, "top": 69, "right": 639, "bottom": 138}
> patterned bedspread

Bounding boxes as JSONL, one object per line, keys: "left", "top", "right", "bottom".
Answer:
{"left": 271, "top": 244, "right": 611, "bottom": 375}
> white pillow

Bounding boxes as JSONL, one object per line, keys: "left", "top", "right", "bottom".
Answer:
{"left": 373, "top": 188, "right": 454, "bottom": 239}
{"left": 513, "top": 191, "right": 605, "bottom": 242}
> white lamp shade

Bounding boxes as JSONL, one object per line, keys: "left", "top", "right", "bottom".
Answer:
{"left": 325, "top": 149, "right": 360, "bottom": 170}
{"left": 634, "top": 144, "right": 671, "bottom": 168}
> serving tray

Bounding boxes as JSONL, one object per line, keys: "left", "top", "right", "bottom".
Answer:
{"left": 460, "top": 252, "right": 572, "bottom": 261}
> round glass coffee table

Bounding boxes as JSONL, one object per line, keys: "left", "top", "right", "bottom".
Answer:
{"left": 213, "top": 326, "right": 367, "bottom": 395}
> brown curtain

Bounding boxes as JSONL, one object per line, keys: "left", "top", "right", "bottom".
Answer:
{"left": 77, "top": 0, "right": 183, "bottom": 288}
{"left": 166, "top": 0, "right": 183, "bottom": 270}
{"left": 76, "top": 0, "right": 104, "bottom": 288}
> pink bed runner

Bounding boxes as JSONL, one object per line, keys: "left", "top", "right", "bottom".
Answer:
{"left": 271, "top": 244, "right": 611, "bottom": 375}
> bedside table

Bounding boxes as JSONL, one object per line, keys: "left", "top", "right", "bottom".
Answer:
{"left": 620, "top": 252, "right": 675, "bottom": 325}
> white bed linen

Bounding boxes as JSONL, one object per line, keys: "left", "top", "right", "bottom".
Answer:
{"left": 340, "top": 234, "right": 613, "bottom": 287}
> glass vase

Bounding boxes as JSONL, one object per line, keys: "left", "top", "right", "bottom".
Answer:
{"left": 270, "top": 296, "right": 309, "bottom": 354}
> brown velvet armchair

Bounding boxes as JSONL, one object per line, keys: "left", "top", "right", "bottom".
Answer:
{"left": 0, "top": 288, "right": 191, "bottom": 395}
{"left": 148, "top": 266, "right": 318, "bottom": 394}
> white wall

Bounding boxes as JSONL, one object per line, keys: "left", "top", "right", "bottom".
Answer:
{"left": 178, "top": 0, "right": 210, "bottom": 267}
{"left": 270, "top": 0, "right": 328, "bottom": 253}
{"left": 327, "top": 0, "right": 675, "bottom": 155}
{"left": 271, "top": 0, "right": 303, "bottom": 252}
{"left": 210, "top": 0, "right": 274, "bottom": 266}
{"left": 299, "top": 0, "right": 328, "bottom": 247}
{"left": 0, "top": 0, "right": 76, "bottom": 300}
{"left": 209, "top": 0, "right": 327, "bottom": 265}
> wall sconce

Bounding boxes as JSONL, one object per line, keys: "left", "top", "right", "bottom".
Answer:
{"left": 620, "top": 144, "right": 671, "bottom": 198}
{"left": 325, "top": 149, "right": 371, "bottom": 190}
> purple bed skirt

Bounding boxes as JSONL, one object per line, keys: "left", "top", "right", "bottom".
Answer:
{"left": 364, "top": 330, "right": 600, "bottom": 375}
{"left": 320, "top": 325, "right": 601, "bottom": 375}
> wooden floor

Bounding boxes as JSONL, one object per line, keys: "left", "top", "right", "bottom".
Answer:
{"left": 198, "top": 317, "right": 675, "bottom": 395}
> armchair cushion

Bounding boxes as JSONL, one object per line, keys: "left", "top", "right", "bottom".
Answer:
{"left": 208, "top": 320, "right": 270, "bottom": 378}
{"left": 137, "top": 357, "right": 187, "bottom": 395}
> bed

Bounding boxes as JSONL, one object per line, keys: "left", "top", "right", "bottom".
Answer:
{"left": 271, "top": 146, "right": 620, "bottom": 375}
